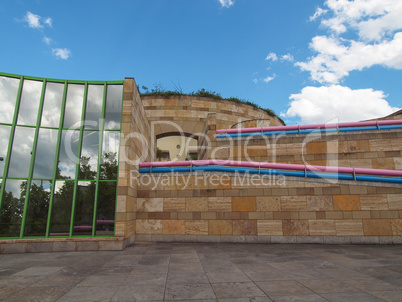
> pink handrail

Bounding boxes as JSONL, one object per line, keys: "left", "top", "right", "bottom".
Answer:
{"left": 139, "top": 160, "right": 402, "bottom": 177}
{"left": 216, "top": 119, "right": 402, "bottom": 134}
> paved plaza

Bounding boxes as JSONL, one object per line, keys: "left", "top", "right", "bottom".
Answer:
{"left": 0, "top": 243, "right": 401, "bottom": 301}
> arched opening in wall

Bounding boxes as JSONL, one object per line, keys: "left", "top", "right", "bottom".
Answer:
{"left": 156, "top": 132, "right": 198, "bottom": 161}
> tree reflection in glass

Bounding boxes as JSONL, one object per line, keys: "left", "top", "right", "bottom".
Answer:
{"left": 96, "top": 182, "right": 116, "bottom": 235}
{"left": 0, "top": 180, "right": 26, "bottom": 237}
{"left": 49, "top": 180, "right": 74, "bottom": 236}
{"left": 73, "top": 181, "right": 95, "bottom": 235}
{"left": 79, "top": 131, "right": 99, "bottom": 180}
{"left": 0, "top": 76, "right": 20, "bottom": 124}
{"left": 24, "top": 180, "right": 51, "bottom": 237}
{"left": 33, "top": 129, "right": 58, "bottom": 179}
{"left": 57, "top": 130, "right": 79, "bottom": 179}
{"left": 100, "top": 131, "right": 119, "bottom": 180}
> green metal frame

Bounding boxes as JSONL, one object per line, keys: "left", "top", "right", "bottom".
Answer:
{"left": 0, "top": 72, "right": 124, "bottom": 240}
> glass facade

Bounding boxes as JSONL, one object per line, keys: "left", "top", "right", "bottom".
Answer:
{"left": 0, "top": 73, "right": 123, "bottom": 238}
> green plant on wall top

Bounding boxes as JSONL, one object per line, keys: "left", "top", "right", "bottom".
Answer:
{"left": 139, "top": 84, "right": 285, "bottom": 125}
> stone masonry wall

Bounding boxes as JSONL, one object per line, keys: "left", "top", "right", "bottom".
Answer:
{"left": 135, "top": 173, "right": 402, "bottom": 244}
{"left": 115, "top": 78, "right": 153, "bottom": 244}
{"left": 212, "top": 130, "right": 402, "bottom": 170}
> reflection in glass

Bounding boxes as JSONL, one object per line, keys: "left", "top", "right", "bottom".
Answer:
{"left": 0, "top": 125, "right": 11, "bottom": 177}
{"left": 96, "top": 182, "right": 116, "bottom": 235}
{"left": 79, "top": 131, "right": 99, "bottom": 180}
{"left": 104, "top": 85, "right": 123, "bottom": 129}
{"left": 84, "top": 85, "right": 104, "bottom": 129}
{"left": 100, "top": 132, "right": 119, "bottom": 180}
{"left": 63, "top": 84, "right": 84, "bottom": 128}
{"left": 8, "top": 126, "right": 35, "bottom": 178}
{"left": 0, "top": 76, "right": 20, "bottom": 124}
{"left": 49, "top": 180, "right": 74, "bottom": 236}
{"left": 57, "top": 130, "right": 79, "bottom": 179}
{"left": 24, "top": 180, "right": 51, "bottom": 236}
{"left": 41, "top": 82, "right": 64, "bottom": 128}
{"left": 33, "top": 129, "right": 58, "bottom": 179}
{"left": 17, "top": 80, "right": 43, "bottom": 126}
{"left": 73, "top": 181, "right": 95, "bottom": 235}
{"left": 0, "top": 179, "right": 26, "bottom": 237}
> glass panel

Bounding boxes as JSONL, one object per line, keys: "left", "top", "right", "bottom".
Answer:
{"left": 8, "top": 126, "right": 35, "bottom": 178}
{"left": 79, "top": 131, "right": 99, "bottom": 180}
{"left": 104, "top": 85, "right": 123, "bottom": 129}
{"left": 33, "top": 129, "right": 58, "bottom": 179}
{"left": 24, "top": 180, "right": 51, "bottom": 236}
{"left": 17, "top": 80, "right": 43, "bottom": 126}
{"left": 0, "top": 125, "right": 11, "bottom": 177}
{"left": 100, "top": 132, "right": 119, "bottom": 180}
{"left": 73, "top": 181, "right": 95, "bottom": 235}
{"left": 84, "top": 85, "right": 104, "bottom": 129}
{"left": 41, "top": 82, "right": 64, "bottom": 128}
{"left": 63, "top": 84, "right": 84, "bottom": 128}
{"left": 0, "top": 179, "right": 26, "bottom": 237}
{"left": 57, "top": 130, "right": 79, "bottom": 179}
{"left": 49, "top": 180, "right": 74, "bottom": 236}
{"left": 0, "top": 76, "right": 20, "bottom": 124}
{"left": 96, "top": 182, "right": 116, "bottom": 235}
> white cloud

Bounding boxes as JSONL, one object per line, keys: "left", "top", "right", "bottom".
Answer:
{"left": 296, "top": 0, "right": 402, "bottom": 84}
{"left": 281, "top": 54, "right": 294, "bottom": 62}
{"left": 23, "top": 11, "right": 53, "bottom": 29}
{"left": 24, "top": 11, "right": 42, "bottom": 29}
{"left": 296, "top": 33, "right": 402, "bottom": 84}
{"left": 44, "top": 17, "right": 52, "bottom": 27}
{"left": 309, "top": 7, "right": 328, "bottom": 22}
{"left": 282, "top": 85, "right": 399, "bottom": 124}
{"left": 218, "top": 0, "right": 234, "bottom": 8}
{"left": 265, "top": 52, "right": 278, "bottom": 61}
{"left": 263, "top": 74, "right": 276, "bottom": 83}
{"left": 252, "top": 78, "right": 258, "bottom": 84}
{"left": 52, "top": 48, "right": 71, "bottom": 60}
{"left": 42, "top": 36, "right": 52, "bottom": 45}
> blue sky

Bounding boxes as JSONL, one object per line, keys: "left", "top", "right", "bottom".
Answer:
{"left": 1, "top": 0, "right": 401, "bottom": 125}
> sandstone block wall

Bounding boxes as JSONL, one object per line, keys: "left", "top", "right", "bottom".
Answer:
{"left": 135, "top": 174, "right": 402, "bottom": 243}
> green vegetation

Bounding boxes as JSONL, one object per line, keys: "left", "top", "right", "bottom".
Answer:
{"left": 139, "top": 84, "right": 285, "bottom": 125}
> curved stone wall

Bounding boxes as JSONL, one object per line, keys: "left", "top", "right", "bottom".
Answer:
{"left": 142, "top": 95, "right": 284, "bottom": 137}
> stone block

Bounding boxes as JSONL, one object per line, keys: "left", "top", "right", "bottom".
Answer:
{"left": 280, "top": 196, "right": 307, "bottom": 211}
{"left": 257, "top": 220, "right": 283, "bottom": 236}
{"left": 185, "top": 220, "right": 208, "bottom": 235}
{"left": 307, "top": 195, "right": 333, "bottom": 211}
{"left": 136, "top": 220, "right": 163, "bottom": 234}
{"left": 208, "top": 197, "right": 232, "bottom": 211}
{"left": 52, "top": 241, "right": 77, "bottom": 252}
{"left": 233, "top": 220, "right": 257, "bottom": 236}
{"left": 360, "top": 195, "right": 388, "bottom": 210}
{"left": 391, "top": 219, "right": 402, "bottom": 235}
{"left": 309, "top": 220, "right": 336, "bottom": 236}
{"left": 185, "top": 198, "right": 208, "bottom": 211}
{"left": 208, "top": 220, "right": 233, "bottom": 235}
{"left": 163, "top": 198, "right": 185, "bottom": 212}
{"left": 282, "top": 220, "right": 309, "bottom": 236}
{"left": 333, "top": 195, "right": 360, "bottom": 211}
{"left": 363, "top": 219, "right": 392, "bottom": 236}
{"left": 388, "top": 194, "right": 402, "bottom": 210}
{"left": 232, "top": 197, "right": 256, "bottom": 212}
{"left": 98, "top": 240, "right": 124, "bottom": 251}
{"left": 137, "top": 198, "right": 163, "bottom": 212}
{"left": 76, "top": 241, "right": 99, "bottom": 251}
{"left": 162, "top": 220, "right": 185, "bottom": 235}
